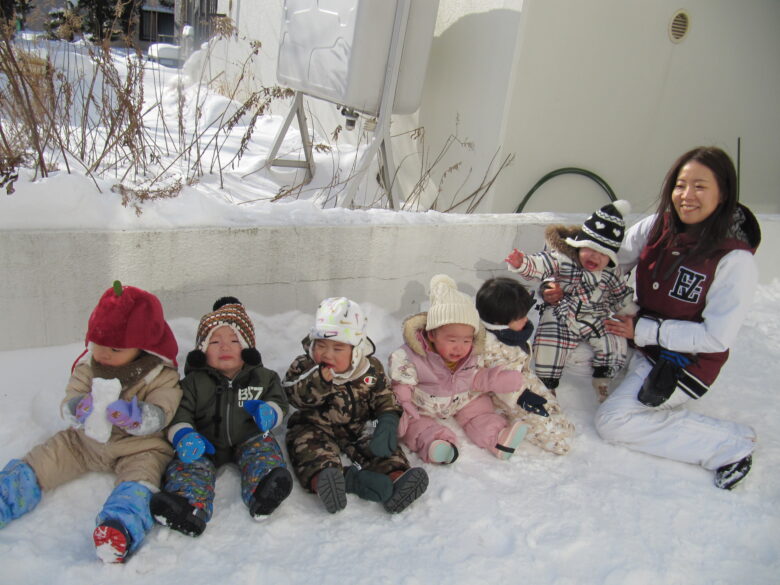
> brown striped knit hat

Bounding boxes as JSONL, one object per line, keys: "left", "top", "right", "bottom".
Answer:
{"left": 196, "top": 297, "right": 256, "bottom": 351}
{"left": 186, "top": 296, "right": 262, "bottom": 370}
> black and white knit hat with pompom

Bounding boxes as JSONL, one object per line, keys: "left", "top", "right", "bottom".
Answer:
{"left": 565, "top": 199, "right": 631, "bottom": 267}
{"left": 186, "top": 297, "right": 262, "bottom": 369}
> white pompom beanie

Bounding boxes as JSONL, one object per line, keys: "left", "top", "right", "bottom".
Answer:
{"left": 425, "top": 274, "right": 480, "bottom": 332}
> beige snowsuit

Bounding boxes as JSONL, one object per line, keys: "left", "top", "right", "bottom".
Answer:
{"left": 24, "top": 356, "right": 181, "bottom": 491}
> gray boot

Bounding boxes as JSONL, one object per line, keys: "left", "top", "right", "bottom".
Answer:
{"left": 384, "top": 467, "right": 428, "bottom": 514}
{"left": 316, "top": 467, "right": 346, "bottom": 514}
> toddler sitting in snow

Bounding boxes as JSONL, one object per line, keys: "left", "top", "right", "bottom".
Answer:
{"left": 505, "top": 200, "right": 638, "bottom": 399}
{"left": 0, "top": 281, "right": 182, "bottom": 563}
{"left": 475, "top": 277, "right": 575, "bottom": 455}
{"left": 284, "top": 297, "right": 427, "bottom": 514}
{"left": 151, "top": 297, "right": 292, "bottom": 536}
{"left": 388, "top": 274, "right": 527, "bottom": 464}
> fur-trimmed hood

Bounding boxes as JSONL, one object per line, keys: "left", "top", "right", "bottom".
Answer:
{"left": 401, "top": 312, "right": 485, "bottom": 357}
{"left": 544, "top": 224, "right": 583, "bottom": 264}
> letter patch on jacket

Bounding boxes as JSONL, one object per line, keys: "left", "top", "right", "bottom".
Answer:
{"left": 669, "top": 267, "right": 706, "bottom": 303}
{"left": 238, "top": 386, "right": 265, "bottom": 406}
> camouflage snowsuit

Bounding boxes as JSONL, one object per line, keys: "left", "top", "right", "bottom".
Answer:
{"left": 509, "top": 225, "right": 635, "bottom": 382}
{"left": 478, "top": 331, "right": 574, "bottom": 455}
{"left": 283, "top": 338, "right": 410, "bottom": 491}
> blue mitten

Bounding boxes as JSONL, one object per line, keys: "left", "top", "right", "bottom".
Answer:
{"left": 369, "top": 413, "right": 399, "bottom": 457}
{"left": 173, "top": 428, "right": 215, "bottom": 463}
{"left": 243, "top": 400, "right": 278, "bottom": 432}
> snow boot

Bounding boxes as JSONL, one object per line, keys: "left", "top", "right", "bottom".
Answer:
{"left": 714, "top": 454, "right": 752, "bottom": 490}
{"left": 161, "top": 457, "right": 216, "bottom": 522}
{"left": 344, "top": 466, "right": 393, "bottom": 503}
{"left": 248, "top": 466, "right": 293, "bottom": 519}
{"left": 0, "top": 459, "right": 41, "bottom": 529}
{"left": 314, "top": 467, "right": 346, "bottom": 514}
{"left": 150, "top": 491, "right": 208, "bottom": 536}
{"left": 94, "top": 481, "right": 153, "bottom": 563}
{"left": 538, "top": 377, "right": 559, "bottom": 395}
{"left": 492, "top": 420, "right": 528, "bottom": 460}
{"left": 384, "top": 467, "right": 428, "bottom": 514}
{"left": 93, "top": 519, "right": 132, "bottom": 564}
{"left": 428, "top": 440, "right": 458, "bottom": 464}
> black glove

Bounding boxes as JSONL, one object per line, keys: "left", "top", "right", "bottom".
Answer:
{"left": 517, "top": 389, "right": 549, "bottom": 417}
{"left": 638, "top": 349, "right": 691, "bottom": 407}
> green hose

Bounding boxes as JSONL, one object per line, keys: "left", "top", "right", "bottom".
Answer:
{"left": 515, "top": 167, "right": 617, "bottom": 213}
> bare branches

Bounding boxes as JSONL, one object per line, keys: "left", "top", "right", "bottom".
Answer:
{"left": 1, "top": 21, "right": 511, "bottom": 215}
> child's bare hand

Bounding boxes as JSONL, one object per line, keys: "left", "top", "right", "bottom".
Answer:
{"left": 542, "top": 281, "right": 563, "bottom": 304}
{"left": 604, "top": 314, "right": 634, "bottom": 339}
{"left": 505, "top": 248, "right": 524, "bottom": 268}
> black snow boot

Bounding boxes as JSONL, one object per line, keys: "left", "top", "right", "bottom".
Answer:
{"left": 249, "top": 467, "right": 293, "bottom": 518}
{"left": 150, "top": 491, "right": 208, "bottom": 536}
{"left": 714, "top": 455, "right": 752, "bottom": 490}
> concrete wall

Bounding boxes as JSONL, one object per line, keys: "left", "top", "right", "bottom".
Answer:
{"left": 2, "top": 215, "right": 778, "bottom": 351}
{"left": 1, "top": 218, "right": 545, "bottom": 350}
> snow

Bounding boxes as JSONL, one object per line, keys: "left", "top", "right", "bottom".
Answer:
{"left": 1, "top": 44, "right": 779, "bottom": 585}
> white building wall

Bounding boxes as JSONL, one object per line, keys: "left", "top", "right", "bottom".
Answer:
{"left": 491, "top": 0, "right": 780, "bottom": 215}
{"left": 213, "top": 0, "right": 779, "bottom": 215}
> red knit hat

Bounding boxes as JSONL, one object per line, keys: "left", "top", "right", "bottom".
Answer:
{"left": 85, "top": 281, "right": 178, "bottom": 366}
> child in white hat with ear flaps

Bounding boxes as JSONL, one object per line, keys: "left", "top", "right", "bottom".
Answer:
{"left": 388, "top": 275, "right": 529, "bottom": 465}
{"left": 283, "top": 297, "right": 428, "bottom": 515}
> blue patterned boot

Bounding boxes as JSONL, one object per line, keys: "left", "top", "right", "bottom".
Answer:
{"left": 0, "top": 459, "right": 41, "bottom": 529}
{"left": 93, "top": 481, "right": 153, "bottom": 563}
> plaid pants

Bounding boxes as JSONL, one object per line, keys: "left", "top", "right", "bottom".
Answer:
{"left": 533, "top": 307, "right": 628, "bottom": 382}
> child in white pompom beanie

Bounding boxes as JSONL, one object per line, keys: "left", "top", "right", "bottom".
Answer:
{"left": 388, "top": 275, "right": 528, "bottom": 464}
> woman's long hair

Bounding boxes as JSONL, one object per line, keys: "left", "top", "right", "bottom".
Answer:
{"left": 648, "top": 146, "right": 738, "bottom": 257}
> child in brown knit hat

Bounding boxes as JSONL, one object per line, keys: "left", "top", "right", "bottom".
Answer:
{"left": 150, "top": 297, "right": 292, "bottom": 537}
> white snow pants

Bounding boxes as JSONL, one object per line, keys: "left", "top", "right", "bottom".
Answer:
{"left": 595, "top": 351, "right": 755, "bottom": 471}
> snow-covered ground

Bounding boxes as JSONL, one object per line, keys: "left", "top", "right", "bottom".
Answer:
{"left": 1, "top": 293, "right": 779, "bottom": 585}
{"left": 1, "top": 45, "right": 778, "bottom": 585}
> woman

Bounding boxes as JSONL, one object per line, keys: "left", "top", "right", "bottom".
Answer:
{"left": 595, "top": 146, "right": 761, "bottom": 490}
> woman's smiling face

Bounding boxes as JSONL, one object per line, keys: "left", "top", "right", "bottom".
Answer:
{"left": 672, "top": 160, "right": 722, "bottom": 226}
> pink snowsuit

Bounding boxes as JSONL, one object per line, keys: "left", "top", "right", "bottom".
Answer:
{"left": 388, "top": 313, "right": 524, "bottom": 462}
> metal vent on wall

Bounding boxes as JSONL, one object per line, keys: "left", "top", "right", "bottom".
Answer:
{"left": 669, "top": 10, "right": 690, "bottom": 43}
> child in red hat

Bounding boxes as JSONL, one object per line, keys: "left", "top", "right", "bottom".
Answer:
{"left": 0, "top": 281, "right": 182, "bottom": 564}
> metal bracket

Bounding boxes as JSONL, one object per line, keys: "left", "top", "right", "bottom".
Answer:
{"left": 266, "top": 91, "right": 315, "bottom": 185}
